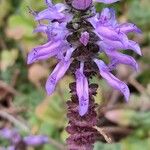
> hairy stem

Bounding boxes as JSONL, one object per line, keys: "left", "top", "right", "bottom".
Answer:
{"left": 66, "top": 82, "right": 100, "bottom": 150}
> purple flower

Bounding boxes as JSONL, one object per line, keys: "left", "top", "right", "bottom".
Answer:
{"left": 76, "top": 62, "right": 89, "bottom": 116}
{"left": 88, "top": 8, "right": 141, "bottom": 47}
{"left": 24, "top": 135, "right": 49, "bottom": 146}
{"left": 89, "top": 8, "right": 141, "bottom": 101}
{"left": 0, "top": 128, "right": 21, "bottom": 144}
{"left": 35, "top": 2, "right": 66, "bottom": 21}
{"left": 0, "top": 128, "right": 49, "bottom": 149}
{"left": 45, "top": 48, "right": 74, "bottom": 95}
{"left": 98, "top": 39, "right": 142, "bottom": 55}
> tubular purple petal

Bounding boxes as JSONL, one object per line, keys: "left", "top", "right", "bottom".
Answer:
{"left": 27, "top": 41, "right": 63, "bottom": 64}
{"left": 94, "top": 59, "right": 130, "bottom": 101}
{"left": 98, "top": 39, "right": 142, "bottom": 55}
{"left": 100, "top": 8, "right": 117, "bottom": 26}
{"left": 46, "top": 59, "right": 71, "bottom": 95}
{"left": 106, "top": 51, "right": 139, "bottom": 71}
{"left": 35, "top": 8, "right": 65, "bottom": 21}
{"left": 96, "top": 25, "right": 129, "bottom": 46}
{"left": 116, "top": 23, "right": 142, "bottom": 34}
{"left": 76, "top": 62, "right": 89, "bottom": 116}
{"left": 128, "top": 40, "right": 142, "bottom": 55}
{"left": 45, "top": 48, "right": 74, "bottom": 95}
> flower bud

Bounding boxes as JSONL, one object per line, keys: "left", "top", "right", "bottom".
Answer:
{"left": 72, "top": 0, "right": 92, "bottom": 10}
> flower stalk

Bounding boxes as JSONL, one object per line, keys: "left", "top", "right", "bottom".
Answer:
{"left": 66, "top": 81, "right": 99, "bottom": 150}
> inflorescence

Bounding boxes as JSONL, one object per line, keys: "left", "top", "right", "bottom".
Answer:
{"left": 27, "top": 0, "right": 141, "bottom": 149}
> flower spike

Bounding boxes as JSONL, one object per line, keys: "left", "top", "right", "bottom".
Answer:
{"left": 27, "top": 0, "right": 141, "bottom": 149}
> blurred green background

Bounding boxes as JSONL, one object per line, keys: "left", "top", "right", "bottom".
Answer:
{"left": 0, "top": 0, "right": 150, "bottom": 149}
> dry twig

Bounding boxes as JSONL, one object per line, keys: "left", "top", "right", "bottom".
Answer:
{"left": 0, "top": 80, "right": 20, "bottom": 96}
{"left": 94, "top": 126, "right": 113, "bottom": 144}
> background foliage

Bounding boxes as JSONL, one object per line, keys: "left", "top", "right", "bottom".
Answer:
{"left": 0, "top": 0, "right": 150, "bottom": 150}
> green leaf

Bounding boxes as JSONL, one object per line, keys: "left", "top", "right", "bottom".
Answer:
{"left": 94, "top": 138, "right": 150, "bottom": 150}
{"left": 128, "top": 0, "right": 150, "bottom": 31}
{"left": 1, "top": 49, "right": 18, "bottom": 71}
{"left": 105, "top": 109, "right": 150, "bottom": 127}
{"left": 122, "top": 138, "right": 150, "bottom": 150}
{"left": 7, "top": 14, "right": 34, "bottom": 39}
